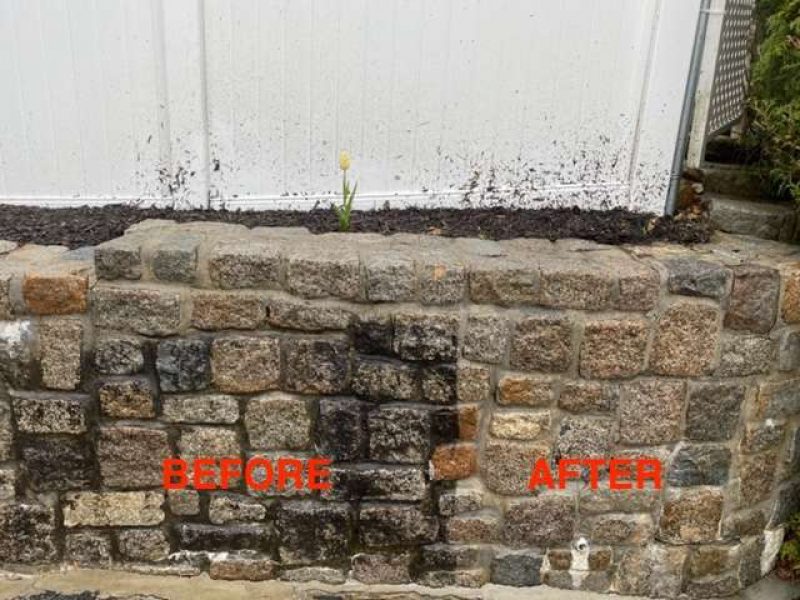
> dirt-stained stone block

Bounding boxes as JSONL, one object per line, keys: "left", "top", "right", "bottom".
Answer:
{"left": 65, "top": 531, "right": 113, "bottom": 566}
{"left": 779, "top": 330, "right": 800, "bottom": 372}
{"left": 156, "top": 337, "right": 211, "bottom": 393}
{"left": 97, "top": 426, "right": 171, "bottom": 489}
{"left": 209, "top": 493, "right": 267, "bottom": 524}
{"left": 0, "top": 467, "right": 15, "bottom": 500}
{"left": 784, "top": 265, "right": 800, "bottom": 323}
{"left": 558, "top": 381, "right": 616, "bottom": 413}
{"left": 468, "top": 258, "right": 538, "bottom": 306}
{"left": 209, "top": 552, "right": 279, "bottom": 581}
{"left": 364, "top": 252, "right": 416, "bottom": 302}
{"left": 438, "top": 487, "right": 484, "bottom": 516}
{"left": 393, "top": 313, "right": 459, "bottom": 362}
{"left": 191, "top": 291, "right": 265, "bottom": 330}
{"left": 757, "top": 378, "right": 800, "bottom": 419}
{"left": 555, "top": 416, "right": 614, "bottom": 459}
{"left": 208, "top": 240, "right": 282, "bottom": 289}
{"left": 211, "top": 335, "right": 280, "bottom": 393}
{"left": 277, "top": 501, "right": 351, "bottom": 563}
{"left": 266, "top": 296, "right": 352, "bottom": 331}
{"left": 97, "top": 376, "right": 156, "bottom": 418}
{"left": 587, "top": 513, "right": 654, "bottom": 545}
{"left": 685, "top": 381, "right": 745, "bottom": 441}
{"left": 687, "top": 544, "right": 739, "bottom": 578}
{"left": 580, "top": 319, "right": 649, "bottom": 379}
{"left": 12, "top": 391, "right": 89, "bottom": 434}
{"left": 615, "top": 543, "right": 687, "bottom": 598}
{"left": 509, "top": 315, "right": 573, "bottom": 373}
{"left": 491, "top": 550, "right": 543, "bottom": 587}
{"left": 327, "top": 465, "right": 426, "bottom": 503}
{"left": 23, "top": 272, "right": 88, "bottom": 315}
{"left": 651, "top": 302, "right": 720, "bottom": 376}
{"left": 94, "top": 236, "right": 143, "bottom": 280}
{"left": 665, "top": 258, "right": 731, "bottom": 299}
{"left": 244, "top": 393, "right": 311, "bottom": 450}
{"left": 503, "top": 496, "right": 575, "bottom": 546}
{"left": 178, "top": 426, "right": 240, "bottom": 460}
{"left": 351, "top": 314, "right": 393, "bottom": 355}
{"left": 285, "top": 248, "right": 361, "bottom": 300}
{"left": 168, "top": 489, "right": 200, "bottom": 516}
{"left": 481, "top": 439, "right": 549, "bottom": 495}
{"left": 489, "top": 410, "right": 550, "bottom": 440}
{"left": 0, "top": 273, "right": 12, "bottom": 320}
{"left": 431, "top": 404, "right": 481, "bottom": 442}
{"left": 94, "top": 334, "right": 144, "bottom": 375}
{"left": 420, "top": 363, "right": 457, "bottom": 405}
{"left": 352, "top": 357, "right": 419, "bottom": 401}
{"left": 418, "top": 256, "right": 466, "bottom": 305}
{"left": 463, "top": 312, "right": 508, "bottom": 363}
{"left": 368, "top": 406, "right": 431, "bottom": 464}
{"left": 666, "top": 443, "right": 731, "bottom": 487}
{"left": 176, "top": 523, "right": 271, "bottom": 552}
{"left": 0, "top": 503, "right": 58, "bottom": 564}
{"left": 21, "top": 436, "right": 93, "bottom": 491}
{"left": 430, "top": 443, "right": 477, "bottom": 480}
{"left": 718, "top": 335, "right": 775, "bottom": 376}
{"left": 658, "top": 488, "right": 723, "bottom": 544}
{"left": 739, "top": 453, "right": 777, "bottom": 505}
{"left": 39, "top": 318, "right": 83, "bottom": 390}
{"left": 317, "top": 398, "right": 367, "bottom": 461}
{"left": 539, "top": 256, "right": 615, "bottom": 310}
{"left": 152, "top": 234, "right": 200, "bottom": 283}
{"left": 741, "top": 421, "right": 785, "bottom": 454}
{"left": 444, "top": 510, "right": 501, "bottom": 543}
{"left": 92, "top": 286, "right": 182, "bottom": 336}
{"left": 118, "top": 528, "right": 171, "bottom": 562}
{"left": 282, "top": 337, "right": 350, "bottom": 394}
{"left": 725, "top": 264, "right": 780, "bottom": 333}
{"left": 359, "top": 503, "right": 438, "bottom": 547}
{"left": 457, "top": 364, "right": 492, "bottom": 403}
{"left": 162, "top": 394, "right": 239, "bottom": 424}
{"left": 619, "top": 380, "right": 684, "bottom": 445}
{"left": 63, "top": 491, "right": 165, "bottom": 527}
{"left": 352, "top": 553, "right": 412, "bottom": 584}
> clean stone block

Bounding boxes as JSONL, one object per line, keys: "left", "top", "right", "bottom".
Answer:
{"left": 468, "top": 258, "right": 538, "bottom": 306}
{"left": 651, "top": 302, "right": 720, "bottom": 376}
{"left": 364, "top": 252, "right": 416, "bottom": 302}
{"left": 63, "top": 491, "right": 165, "bottom": 527}
{"left": 265, "top": 296, "right": 352, "bottom": 331}
{"left": 151, "top": 234, "right": 200, "bottom": 283}
{"left": 23, "top": 272, "right": 89, "bottom": 315}
{"left": 685, "top": 381, "right": 745, "bottom": 441}
{"left": 457, "top": 364, "right": 492, "bottom": 403}
{"left": 725, "top": 264, "right": 780, "bottom": 333}
{"left": 284, "top": 248, "right": 361, "bottom": 300}
{"left": 538, "top": 256, "right": 615, "bottom": 310}
{"left": 510, "top": 315, "right": 573, "bottom": 373}
{"left": 97, "top": 426, "right": 171, "bottom": 489}
{"left": 658, "top": 489, "right": 723, "bottom": 544}
{"left": 162, "top": 394, "right": 239, "bottom": 424}
{"left": 208, "top": 240, "right": 282, "bottom": 289}
{"left": 211, "top": 335, "right": 281, "bottom": 393}
{"left": 94, "top": 236, "right": 143, "bottom": 280}
{"left": 191, "top": 290, "right": 265, "bottom": 330}
{"left": 244, "top": 393, "right": 312, "bottom": 450}
{"left": 39, "top": 318, "right": 83, "bottom": 390}
{"left": 463, "top": 312, "right": 508, "bottom": 363}
{"left": 579, "top": 318, "right": 648, "bottom": 379}
{"left": 503, "top": 496, "right": 575, "bottom": 546}
{"left": 489, "top": 410, "right": 550, "bottom": 441}
{"left": 718, "top": 335, "right": 775, "bottom": 376}
{"left": 418, "top": 256, "right": 466, "bottom": 305}
{"left": 92, "top": 286, "right": 182, "bottom": 336}
{"left": 481, "top": 439, "right": 549, "bottom": 495}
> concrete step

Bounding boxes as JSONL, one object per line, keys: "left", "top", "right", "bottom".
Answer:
{"left": 709, "top": 193, "right": 798, "bottom": 243}
{"left": 702, "top": 163, "right": 766, "bottom": 199}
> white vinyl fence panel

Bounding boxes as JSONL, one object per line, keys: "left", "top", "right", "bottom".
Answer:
{"left": 0, "top": 0, "right": 701, "bottom": 214}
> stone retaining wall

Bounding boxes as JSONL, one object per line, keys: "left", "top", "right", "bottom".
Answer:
{"left": 1, "top": 221, "right": 799, "bottom": 598}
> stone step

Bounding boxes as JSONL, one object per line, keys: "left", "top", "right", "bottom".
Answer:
{"left": 702, "top": 163, "right": 765, "bottom": 198}
{"left": 709, "top": 193, "right": 798, "bottom": 243}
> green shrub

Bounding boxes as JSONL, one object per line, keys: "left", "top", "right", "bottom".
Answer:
{"left": 748, "top": 0, "right": 800, "bottom": 202}
{"left": 778, "top": 511, "right": 800, "bottom": 581}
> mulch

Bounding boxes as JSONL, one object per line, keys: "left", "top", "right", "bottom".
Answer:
{"left": 0, "top": 204, "right": 712, "bottom": 250}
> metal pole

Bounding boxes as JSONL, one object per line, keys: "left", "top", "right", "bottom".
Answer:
{"left": 665, "top": 0, "right": 713, "bottom": 215}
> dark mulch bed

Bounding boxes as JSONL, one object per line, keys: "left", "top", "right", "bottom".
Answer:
{"left": 0, "top": 204, "right": 711, "bottom": 249}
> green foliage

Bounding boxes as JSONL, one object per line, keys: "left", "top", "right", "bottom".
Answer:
{"left": 748, "top": 0, "right": 800, "bottom": 202}
{"left": 332, "top": 165, "right": 358, "bottom": 232}
{"left": 779, "top": 511, "right": 800, "bottom": 576}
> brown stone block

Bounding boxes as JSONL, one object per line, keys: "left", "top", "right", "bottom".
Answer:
{"left": 430, "top": 443, "right": 477, "bottom": 480}
{"left": 23, "top": 273, "right": 88, "bottom": 315}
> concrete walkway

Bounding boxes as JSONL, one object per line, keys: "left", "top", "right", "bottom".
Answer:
{"left": 0, "top": 568, "right": 797, "bottom": 600}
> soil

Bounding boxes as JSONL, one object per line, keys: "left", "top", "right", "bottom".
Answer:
{"left": 0, "top": 204, "right": 712, "bottom": 250}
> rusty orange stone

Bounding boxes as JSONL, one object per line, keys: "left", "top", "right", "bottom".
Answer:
{"left": 457, "top": 405, "right": 480, "bottom": 441}
{"left": 430, "top": 443, "right": 477, "bottom": 480}
{"left": 23, "top": 273, "right": 89, "bottom": 315}
{"left": 783, "top": 265, "right": 800, "bottom": 324}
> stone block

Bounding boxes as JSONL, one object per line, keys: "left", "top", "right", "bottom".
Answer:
{"left": 420, "top": 363, "right": 457, "bottom": 405}
{"left": 718, "top": 335, "right": 775, "bottom": 376}
{"left": 658, "top": 489, "right": 723, "bottom": 544}
{"left": 725, "top": 264, "right": 780, "bottom": 333}
{"left": 94, "top": 236, "right": 143, "bottom": 280}
{"left": 393, "top": 313, "right": 459, "bottom": 362}
{"left": 539, "top": 256, "right": 615, "bottom": 310}
{"left": 191, "top": 291, "right": 265, "bottom": 330}
{"left": 463, "top": 312, "right": 508, "bottom": 363}
{"left": 430, "top": 443, "right": 477, "bottom": 480}
{"left": 616, "top": 264, "right": 660, "bottom": 312}
{"left": 558, "top": 381, "right": 615, "bottom": 413}
{"left": 457, "top": 364, "right": 492, "bottom": 403}
{"left": 587, "top": 513, "right": 654, "bottom": 545}
{"left": 614, "top": 543, "right": 687, "bottom": 598}
{"left": 0, "top": 467, "right": 14, "bottom": 500}
{"left": 92, "top": 286, "right": 182, "bottom": 336}
{"left": 756, "top": 378, "right": 800, "bottom": 419}
{"left": 63, "top": 491, "right": 164, "bottom": 527}
{"left": 12, "top": 391, "right": 89, "bottom": 434}
{"left": 208, "top": 241, "right": 281, "bottom": 289}
{"left": 178, "top": 426, "right": 240, "bottom": 460}
{"left": 0, "top": 273, "right": 11, "bottom": 320}
{"left": 368, "top": 406, "right": 431, "bottom": 463}
{"left": 579, "top": 486, "right": 661, "bottom": 515}
{"left": 685, "top": 381, "right": 745, "bottom": 441}
{"left": 282, "top": 337, "right": 350, "bottom": 394}
{"left": 431, "top": 404, "right": 480, "bottom": 442}
{"left": 784, "top": 265, "right": 800, "bottom": 323}
{"left": 468, "top": 258, "right": 538, "bottom": 306}
{"left": 0, "top": 503, "right": 57, "bottom": 564}
{"left": 496, "top": 373, "right": 554, "bottom": 407}
{"left": 770, "top": 480, "right": 800, "bottom": 527}
{"left": 687, "top": 544, "right": 739, "bottom": 578}
{"left": 352, "top": 553, "right": 412, "bottom": 584}
{"left": 97, "top": 426, "right": 171, "bottom": 488}
{"left": 97, "top": 376, "right": 156, "bottom": 419}
{"left": 168, "top": 489, "right": 200, "bottom": 516}
{"left": 739, "top": 453, "right": 777, "bottom": 505}
{"left": 444, "top": 510, "right": 501, "bottom": 543}
{"left": 281, "top": 566, "right": 346, "bottom": 584}
{"left": 481, "top": 439, "right": 549, "bottom": 495}
{"left": 490, "top": 550, "right": 543, "bottom": 586}
{"left": 65, "top": 531, "right": 113, "bottom": 566}
{"left": 651, "top": 302, "right": 720, "bottom": 376}
{"left": 176, "top": 523, "right": 271, "bottom": 551}
{"left": 489, "top": 410, "right": 550, "bottom": 440}
{"left": 351, "top": 314, "right": 393, "bottom": 355}
{"left": 438, "top": 487, "right": 484, "bottom": 516}
{"left": 779, "top": 330, "right": 800, "bottom": 371}
{"left": 503, "top": 496, "right": 575, "bottom": 546}
{"left": 266, "top": 297, "right": 352, "bottom": 331}
{"left": 152, "top": 234, "right": 200, "bottom": 283}
{"left": 722, "top": 508, "right": 766, "bottom": 538}
{"left": 0, "top": 319, "right": 35, "bottom": 388}
{"left": 580, "top": 319, "right": 648, "bottom": 379}
{"left": 118, "top": 528, "right": 171, "bottom": 562}
{"left": 509, "top": 315, "right": 573, "bottom": 373}
{"left": 787, "top": 426, "right": 800, "bottom": 476}
{"left": 39, "top": 318, "right": 82, "bottom": 390}
{"left": 209, "top": 552, "right": 279, "bottom": 581}
{"left": 359, "top": 503, "right": 438, "bottom": 546}
{"left": 618, "top": 380, "right": 684, "bottom": 445}
{"left": 285, "top": 248, "right": 361, "bottom": 300}
{"left": 364, "top": 252, "right": 416, "bottom": 302}
{"left": 21, "top": 436, "right": 93, "bottom": 491}
{"left": 665, "top": 258, "right": 731, "bottom": 299}
{"left": 555, "top": 416, "right": 614, "bottom": 459}
{"left": 156, "top": 337, "right": 211, "bottom": 393}
{"left": 418, "top": 543, "right": 486, "bottom": 570}
{"left": 23, "top": 272, "right": 88, "bottom": 315}
{"left": 244, "top": 393, "right": 311, "bottom": 450}
{"left": 211, "top": 335, "right": 280, "bottom": 393}
{"left": 94, "top": 334, "right": 144, "bottom": 375}
{"left": 209, "top": 493, "right": 267, "bottom": 524}
{"left": 684, "top": 575, "right": 739, "bottom": 598}
{"left": 162, "top": 394, "right": 239, "bottom": 424}
{"left": 352, "top": 357, "right": 419, "bottom": 401}
{"left": 327, "top": 465, "right": 427, "bottom": 502}
{"left": 418, "top": 256, "right": 466, "bottom": 305}
{"left": 741, "top": 421, "right": 785, "bottom": 454}
{"left": 277, "top": 501, "right": 351, "bottom": 563}
{"left": 666, "top": 443, "right": 731, "bottom": 487}
{"left": 317, "top": 397, "right": 367, "bottom": 461}
{"left": 0, "top": 400, "right": 12, "bottom": 462}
